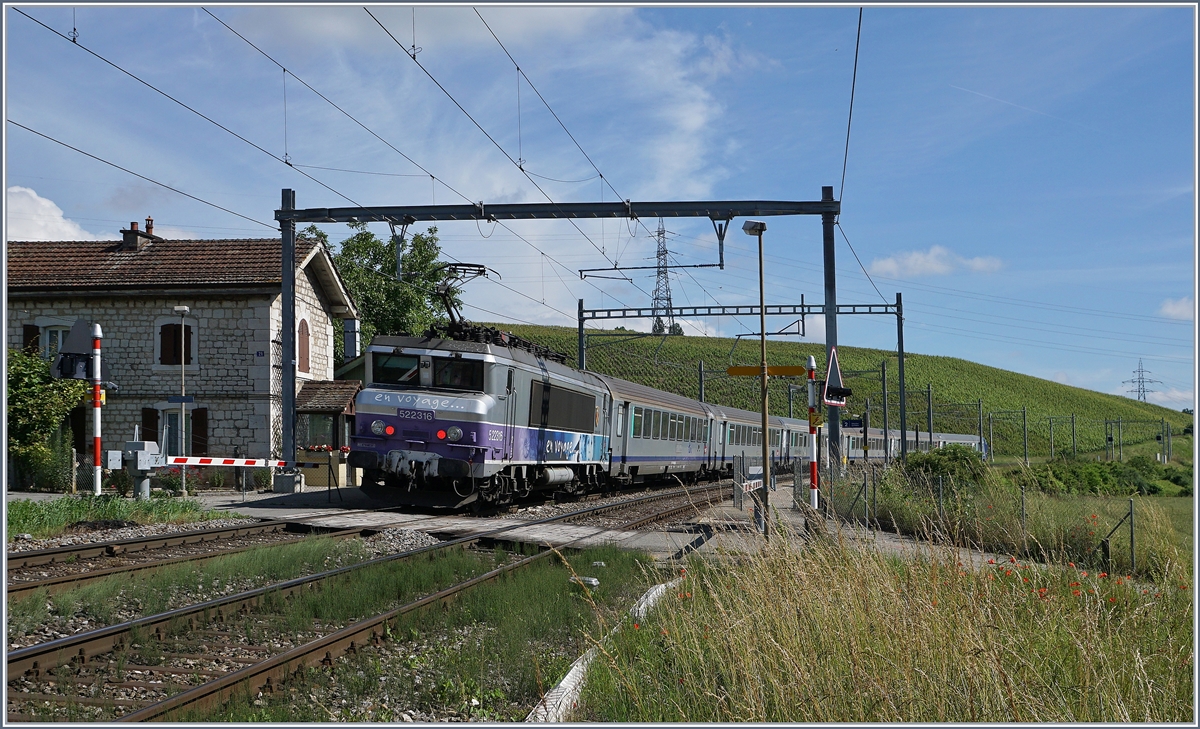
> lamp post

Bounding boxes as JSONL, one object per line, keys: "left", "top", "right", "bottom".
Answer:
{"left": 173, "top": 305, "right": 189, "bottom": 495}
{"left": 743, "top": 219, "right": 770, "bottom": 537}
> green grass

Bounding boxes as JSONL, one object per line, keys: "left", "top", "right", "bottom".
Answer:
{"left": 829, "top": 464, "right": 1191, "bottom": 581}
{"left": 5, "top": 495, "right": 236, "bottom": 540}
{"left": 484, "top": 322, "right": 1192, "bottom": 461}
{"left": 5, "top": 534, "right": 377, "bottom": 637}
{"left": 179, "top": 546, "right": 655, "bottom": 722}
{"left": 580, "top": 539, "right": 1194, "bottom": 722}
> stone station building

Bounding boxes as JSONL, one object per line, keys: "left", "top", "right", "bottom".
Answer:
{"left": 7, "top": 219, "right": 360, "bottom": 467}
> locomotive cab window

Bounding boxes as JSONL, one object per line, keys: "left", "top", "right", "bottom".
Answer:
{"left": 373, "top": 354, "right": 420, "bottom": 386}
{"left": 432, "top": 357, "right": 484, "bottom": 391}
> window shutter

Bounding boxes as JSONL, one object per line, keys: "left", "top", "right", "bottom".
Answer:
{"left": 184, "top": 325, "right": 193, "bottom": 365}
{"left": 160, "top": 325, "right": 175, "bottom": 365}
{"left": 298, "top": 320, "right": 310, "bottom": 373}
{"left": 191, "top": 408, "right": 208, "bottom": 455}
{"left": 22, "top": 325, "right": 40, "bottom": 354}
{"left": 141, "top": 408, "right": 160, "bottom": 443}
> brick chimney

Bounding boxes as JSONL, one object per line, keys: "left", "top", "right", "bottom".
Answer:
{"left": 119, "top": 219, "right": 161, "bottom": 251}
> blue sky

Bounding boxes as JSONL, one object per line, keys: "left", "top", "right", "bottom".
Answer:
{"left": 4, "top": 4, "right": 1196, "bottom": 409}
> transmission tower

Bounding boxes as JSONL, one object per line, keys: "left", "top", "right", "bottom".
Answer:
{"left": 1123, "top": 359, "right": 1162, "bottom": 402}
{"left": 650, "top": 217, "right": 675, "bottom": 334}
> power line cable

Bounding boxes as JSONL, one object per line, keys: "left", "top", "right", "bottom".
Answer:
{"left": 8, "top": 120, "right": 277, "bottom": 231}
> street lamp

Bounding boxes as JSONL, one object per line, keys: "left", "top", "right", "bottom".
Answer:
{"left": 742, "top": 219, "right": 769, "bottom": 537}
{"left": 173, "top": 305, "right": 189, "bottom": 495}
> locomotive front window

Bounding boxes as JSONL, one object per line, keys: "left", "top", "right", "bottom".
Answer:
{"left": 432, "top": 357, "right": 484, "bottom": 391}
{"left": 373, "top": 354, "right": 420, "bottom": 386}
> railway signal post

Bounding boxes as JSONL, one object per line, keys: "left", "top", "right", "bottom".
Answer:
{"left": 807, "top": 355, "right": 819, "bottom": 510}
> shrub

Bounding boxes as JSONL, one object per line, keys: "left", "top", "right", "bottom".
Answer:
{"left": 105, "top": 469, "right": 133, "bottom": 498}
{"left": 902, "top": 444, "right": 987, "bottom": 486}
{"left": 253, "top": 468, "right": 273, "bottom": 490}
{"left": 208, "top": 470, "right": 226, "bottom": 489}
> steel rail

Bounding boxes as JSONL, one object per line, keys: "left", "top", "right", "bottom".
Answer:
{"left": 7, "top": 483, "right": 726, "bottom": 678}
{"left": 6, "top": 520, "right": 295, "bottom": 570}
{"left": 115, "top": 489, "right": 730, "bottom": 722}
{"left": 6, "top": 528, "right": 370, "bottom": 599}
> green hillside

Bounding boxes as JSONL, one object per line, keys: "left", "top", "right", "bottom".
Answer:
{"left": 483, "top": 323, "right": 1192, "bottom": 462}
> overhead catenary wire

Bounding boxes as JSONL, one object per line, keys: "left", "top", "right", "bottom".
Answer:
{"left": 472, "top": 8, "right": 752, "bottom": 322}
{"left": 366, "top": 7, "right": 634, "bottom": 278}
{"left": 839, "top": 7, "right": 863, "bottom": 204}
{"left": 14, "top": 8, "right": 371, "bottom": 213}
{"left": 7, "top": 120, "right": 277, "bottom": 231}
{"left": 202, "top": 6, "right": 640, "bottom": 317}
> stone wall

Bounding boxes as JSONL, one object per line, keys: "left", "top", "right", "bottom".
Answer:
{"left": 9, "top": 276, "right": 340, "bottom": 460}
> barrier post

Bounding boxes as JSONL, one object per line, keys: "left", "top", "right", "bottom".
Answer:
{"left": 91, "top": 323, "right": 103, "bottom": 495}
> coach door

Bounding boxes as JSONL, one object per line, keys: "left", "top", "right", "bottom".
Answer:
{"left": 613, "top": 401, "right": 629, "bottom": 469}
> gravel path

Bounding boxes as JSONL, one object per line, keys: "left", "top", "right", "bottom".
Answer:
{"left": 6, "top": 518, "right": 262, "bottom": 554}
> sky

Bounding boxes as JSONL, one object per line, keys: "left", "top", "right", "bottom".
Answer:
{"left": 4, "top": 3, "right": 1196, "bottom": 410}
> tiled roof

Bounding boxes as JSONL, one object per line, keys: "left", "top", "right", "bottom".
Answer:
{"left": 6, "top": 237, "right": 320, "bottom": 290}
{"left": 296, "top": 379, "right": 363, "bottom": 413}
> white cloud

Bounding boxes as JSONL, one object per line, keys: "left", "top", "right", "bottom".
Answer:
{"left": 5, "top": 187, "right": 117, "bottom": 241}
{"left": 1158, "top": 297, "right": 1194, "bottom": 321}
{"left": 1053, "top": 371, "right": 1072, "bottom": 385}
{"left": 1146, "top": 387, "right": 1195, "bottom": 409}
{"left": 868, "top": 245, "right": 1003, "bottom": 278}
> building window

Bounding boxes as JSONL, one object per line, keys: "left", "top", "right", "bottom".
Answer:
{"left": 298, "top": 319, "right": 310, "bottom": 373}
{"left": 159, "top": 324, "right": 193, "bottom": 365}
{"left": 44, "top": 326, "right": 71, "bottom": 360}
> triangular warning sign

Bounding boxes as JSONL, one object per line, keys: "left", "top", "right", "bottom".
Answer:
{"left": 822, "top": 347, "right": 851, "bottom": 407}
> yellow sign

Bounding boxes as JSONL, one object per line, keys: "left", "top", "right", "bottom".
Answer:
{"left": 808, "top": 409, "right": 823, "bottom": 427}
{"left": 100, "top": 389, "right": 107, "bottom": 406}
{"left": 725, "top": 365, "right": 809, "bottom": 377}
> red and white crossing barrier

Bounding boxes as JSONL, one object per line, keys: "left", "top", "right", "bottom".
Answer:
{"left": 165, "top": 456, "right": 326, "bottom": 469}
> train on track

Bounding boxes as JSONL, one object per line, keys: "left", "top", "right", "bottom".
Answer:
{"left": 348, "top": 325, "right": 986, "bottom": 509}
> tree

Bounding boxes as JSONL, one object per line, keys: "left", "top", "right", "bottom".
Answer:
{"left": 7, "top": 347, "right": 89, "bottom": 488}
{"left": 312, "top": 224, "right": 460, "bottom": 361}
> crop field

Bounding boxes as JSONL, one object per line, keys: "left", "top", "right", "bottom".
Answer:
{"left": 489, "top": 323, "right": 1192, "bottom": 460}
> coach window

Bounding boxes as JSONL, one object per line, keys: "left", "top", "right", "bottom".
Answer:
{"left": 668, "top": 413, "right": 677, "bottom": 441}
{"left": 632, "top": 407, "right": 643, "bottom": 437}
{"left": 649, "top": 410, "right": 659, "bottom": 439}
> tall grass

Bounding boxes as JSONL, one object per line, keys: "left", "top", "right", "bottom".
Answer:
{"left": 6, "top": 495, "right": 233, "bottom": 540}
{"left": 829, "top": 464, "right": 1190, "bottom": 580}
{"left": 581, "top": 536, "right": 1194, "bottom": 722}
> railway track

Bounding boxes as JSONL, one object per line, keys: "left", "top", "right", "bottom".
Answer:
{"left": 6, "top": 483, "right": 730, "bottom": 722}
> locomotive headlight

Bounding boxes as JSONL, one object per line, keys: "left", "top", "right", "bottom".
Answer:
{"left": 446, "top": 426, "right": 463, "bottom": 442}
{"left": 370, "top": 420, "right": 387, "bottom": 436}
